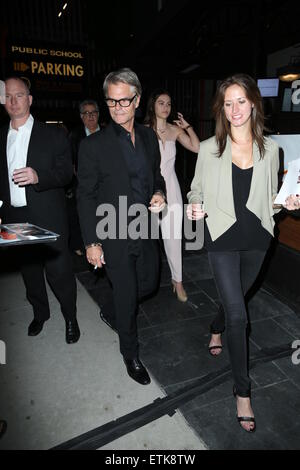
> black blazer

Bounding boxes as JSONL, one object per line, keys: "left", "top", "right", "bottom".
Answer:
{"left": 0, "top": 121, "right": 73, "bottom": 237}
{"left": 69, "top": 124, "right": 87, "bottom": 171}
{"left": 77, "top": 121, "right": 165, "bottom": 267}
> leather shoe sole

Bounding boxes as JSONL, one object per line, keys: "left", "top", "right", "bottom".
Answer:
{"left": 66, "top": 320, "right": 80, "bottom": 344}
{"left": 124, "top": 358, "right": 151, "bottom": 385}
{"left": 28, "top": 320, "right": 45, "bottom": 336}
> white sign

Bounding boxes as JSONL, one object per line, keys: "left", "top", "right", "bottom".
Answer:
{"left": 0, "top": 80, "right": 5, "bottom": 104}
{"left": 274, "top": 158, "right": 300, "bottom": 205}
{"left": 271, "top": 134, "right": 300, "bottom": 170}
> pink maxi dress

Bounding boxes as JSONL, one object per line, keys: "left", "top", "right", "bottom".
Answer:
{"left": 159, "top": 140, "right": 183, "bottom": 282}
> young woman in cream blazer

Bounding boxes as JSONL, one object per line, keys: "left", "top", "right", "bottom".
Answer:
{"left": 187, "top": 73, "right": 299, "bottom": 432}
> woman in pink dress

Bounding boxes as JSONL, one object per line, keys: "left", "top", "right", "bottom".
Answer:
{"left": 145, "top": 90, "right": 200, "bottom": 301}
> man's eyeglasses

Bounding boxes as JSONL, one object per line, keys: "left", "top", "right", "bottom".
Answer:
{"left": 105, "top": 95, "right": 136, "bottom": 108}
{"left": 81, "top": 111, "right": 98, "bottom": 117}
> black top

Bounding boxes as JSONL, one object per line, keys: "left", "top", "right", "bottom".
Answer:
{"left": 112, "top": 121, "right": 150, "bottom": 206}
{"left": 205, "top": 163, "right": 271, "bottom": 251}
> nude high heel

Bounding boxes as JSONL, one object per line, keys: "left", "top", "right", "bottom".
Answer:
{"left": 172, "top": 280, "right": 188, "bottom": 302}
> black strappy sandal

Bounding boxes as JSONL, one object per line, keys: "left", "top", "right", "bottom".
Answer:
{"left": 233, "top": 387, "right": 256, "bottom": 433}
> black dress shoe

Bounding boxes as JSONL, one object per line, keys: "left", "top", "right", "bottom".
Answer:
{"left": 99, "top": 309, "right": 117, "bottom": 333}
{"left": 28, "top": 319, "right": 45, "bottom": 336}
{"left": 124, "top": 358, "right": 151, "bottom": 385}
{"left": 65, "top": 319, "right": 80, "bottom": 344}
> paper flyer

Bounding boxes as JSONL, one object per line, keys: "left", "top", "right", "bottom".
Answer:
{"left": 0, "top": 223, "right": 59, "bottom": 247}
{"left": 274, "top": 157, "right": 300, "bottom": 205}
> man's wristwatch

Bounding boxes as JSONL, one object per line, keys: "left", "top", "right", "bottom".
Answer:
{"left": 85, "top": 242, "right": 102, "bottom": 249}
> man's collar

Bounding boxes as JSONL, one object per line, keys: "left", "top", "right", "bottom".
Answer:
{"left": 85, "top": 125, "right": 100, "bottom": 137}
{"left": 9, "top": 114, "right": 34, "bottom": 132}
{"left": 111, "top": 120, "right": 138, "bottom": 138}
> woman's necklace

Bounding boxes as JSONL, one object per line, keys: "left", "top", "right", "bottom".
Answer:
{"left": 157, "top": 124, "right": 167, "bottom": 134}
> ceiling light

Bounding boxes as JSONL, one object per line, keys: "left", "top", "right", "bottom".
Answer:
{"left": 278, "top": 62, "right": 300, "bottom": 82}
{"left": 279, "top": 73, "right": 300, "bottom": 82}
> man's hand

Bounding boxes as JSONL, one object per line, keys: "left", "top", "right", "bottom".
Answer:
{"left": 12, "top": 167, "right": 39, "bottom": 186}
{"left": 187, "top": 203, "right": 206, "bottom": 220}
{"left": 86, "top": 245, "right": 106, "bottom": 269}
{"left": 149, "top": 193, "right": 166, "bottom": 213}
{"left": 284, "top": 194, "right": 300, "bottom": 211}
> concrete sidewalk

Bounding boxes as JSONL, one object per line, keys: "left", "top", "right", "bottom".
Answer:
{"left": 0, "top": 271, "right": 206, "bottom": 450}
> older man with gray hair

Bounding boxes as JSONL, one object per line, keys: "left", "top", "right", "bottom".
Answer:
{"left": 77, "top": 68, "right": 166, "bottom": 385}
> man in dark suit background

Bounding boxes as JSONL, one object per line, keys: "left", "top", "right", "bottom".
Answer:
{"left": 77, "top": 68, "right": 166, "bottom": 385}
{"left": 0, "top": 77, "right": 80, "bottom": 344}
{"left": 69, "top": 99, "right": 101, "bottom": 173}
{"left": 67, "top": 99, "right": 101, "bottom": 256}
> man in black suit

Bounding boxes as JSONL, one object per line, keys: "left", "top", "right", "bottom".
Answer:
{"left": 67, "top": 100, "right": 101, "bottom": 256}
{"left": 69, "top": 99, "right": 101, "bottom": 173}
{"left": 77, "top": 68, "right": 166, "bottom": 385}
{"left": 0, "top": 77, "right": 80, "bottom": 344}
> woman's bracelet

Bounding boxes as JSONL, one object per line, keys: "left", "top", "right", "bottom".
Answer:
{"left": 85, "top": 242, "right": 102, "bottom": 249}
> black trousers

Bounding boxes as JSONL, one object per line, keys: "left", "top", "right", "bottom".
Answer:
{"left": 6, "top": 207, "right": 77, "bottom": 323}
{"left": 20, "top": 238, "right": 77, "bottom": 322}
{"left": 208, "top": 250, "right": 266, "bottom": 397}
{"left": 103, "top": 239, "right": 160, "bottom": 359}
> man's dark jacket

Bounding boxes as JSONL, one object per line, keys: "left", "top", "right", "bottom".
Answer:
{"left": 0, "top": 121, "right": 73, "bottom": 237}
{"left": 77, "top": 121, "right": 165, "bottom": 267}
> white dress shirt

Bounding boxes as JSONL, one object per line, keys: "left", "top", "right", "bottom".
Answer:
{"left": 85, "top": 125, "right": 100, "bottom": 136}
{"left": 7, "top": 114, "right": 34, "bottom": 207}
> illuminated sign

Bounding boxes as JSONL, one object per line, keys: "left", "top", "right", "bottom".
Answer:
{"left": 11, "top": 45, "right": 85, "bottom": 78}
{"left": 11, "top": 46, "right": 84, "bottom": 59}
{"left": 8, "top": 43, "right": 87, "bottom": 96}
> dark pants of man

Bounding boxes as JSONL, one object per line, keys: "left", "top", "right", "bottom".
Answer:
{"left": 208, "top": 250, "right": 267, "bottom": 397}
{"left": 6, "top": 207, "right": 77, "bottom": 322}
{"left": 103, "top": 238, "right": 160, "bottom": 359}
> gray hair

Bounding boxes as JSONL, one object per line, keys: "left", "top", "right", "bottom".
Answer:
{"left": 79, "top": 99, "right": 99, "bottom": 114}
{"left": 103, "top": 68, "right": 142, "bottom": 98}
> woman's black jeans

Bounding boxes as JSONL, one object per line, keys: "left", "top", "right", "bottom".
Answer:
{"left": 208, "top": 250, "right": 266, "bottom": 397}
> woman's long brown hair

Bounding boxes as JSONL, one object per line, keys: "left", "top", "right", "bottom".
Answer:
{"left": 212, "top": 74, "right": 267, "bottom": 158}
{"left": 144, "top": 89, "right": 173, "bottom": 136}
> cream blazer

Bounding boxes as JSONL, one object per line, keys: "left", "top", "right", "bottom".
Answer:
{"left": 187, "top": 135, "right": 280, "bottom": 241}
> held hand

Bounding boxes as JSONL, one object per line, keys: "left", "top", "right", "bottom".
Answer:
{"left": 86, "top": 245, "right": 106, "bottom": 269}
{"left": 173, "top": 112, "right": 190, "bottom": 130}
{"left": 284, "top": 194, "right": 300, "bottom": 211}
{"left": 149, "top": 193, "right": 166, "bottom": 213}
{"left": 12, "top": 167, "right": 39, "bottom": 186}
{"left": 187, "top": 203, "right": 206, "bottom": 221}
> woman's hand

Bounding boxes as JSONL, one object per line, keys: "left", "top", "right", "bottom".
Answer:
{"left": 284, "top": 194, "right": 300, "bottom": 211}
{"left": 149, "top": 193, "right": 166, "bottom": 213}
{"left": 187, "top": 203, "right": 206, "bottom": 220}
{"left": 173, "top": 112, "right": 190, "bottom": 130}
